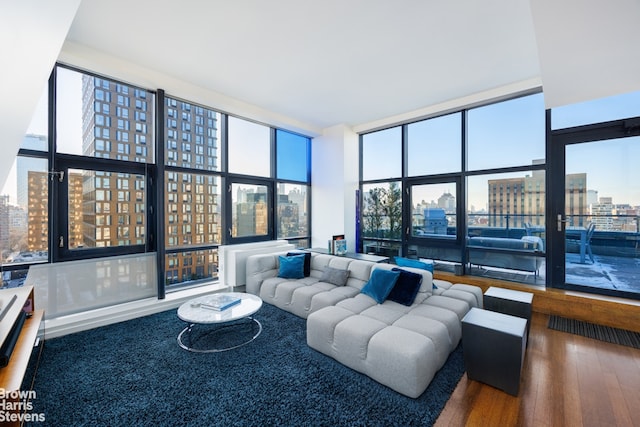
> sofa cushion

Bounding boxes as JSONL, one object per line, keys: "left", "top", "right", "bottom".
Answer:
{"left": 361, "top": 269, "right": 400, "bottom": 304}
{"left": 287, "top": 251, "right": 312, "bottom": 276}
{"left": 320, "top": 266, "right": 350, "bottom": 286}
{"left": 387, "top": 268, "right": 422, "bottom": 306}
{"left": 278, "top": 254, "right": 305, "bottom": 279}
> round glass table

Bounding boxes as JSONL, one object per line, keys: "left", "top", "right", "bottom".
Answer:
{"left": 177, "top": 292, "right": 263, "bottom": 353}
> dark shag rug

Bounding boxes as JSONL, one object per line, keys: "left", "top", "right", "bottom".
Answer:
{"left": 24, "top": 302, "right": 464, "bottom": 427}
{"left": 548, "top": 315, "right": 640, "bottom": 349}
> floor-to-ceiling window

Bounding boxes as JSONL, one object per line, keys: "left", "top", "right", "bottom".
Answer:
{"left": 360, "top": 92, "right": 546, "bottom": 281}
{"left": 0, "top": 63, "right": 312, "bottom": 312}
{"left": 360, "top": 90, "right": 640, "bottom": 300}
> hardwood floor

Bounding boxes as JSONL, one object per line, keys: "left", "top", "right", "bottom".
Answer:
{"left": 435, "top": 311, "right": 640, "bottom": 427}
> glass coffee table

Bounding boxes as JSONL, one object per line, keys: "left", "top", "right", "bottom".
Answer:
{"left": 177, "top": 292, "right": 263, "bottom": 353}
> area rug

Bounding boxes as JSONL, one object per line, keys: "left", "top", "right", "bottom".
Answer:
{"left": 25, "top": 302, "right": 464, "bottom": 426}
{"left": 548, "top": 315, "right": 640, "bottom": 349}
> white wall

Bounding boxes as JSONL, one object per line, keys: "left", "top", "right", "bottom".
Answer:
{"left": 530, "top": 0, "right": 640, "bottom": 109}
{"left": 0, "top": 0, "right": 81, "bottom": 190}
{"left": 311, "top": 124, "right": 358, "bottom": 251}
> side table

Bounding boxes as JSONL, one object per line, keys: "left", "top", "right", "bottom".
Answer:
{"left": 462, "top": 307, "right": 527, "bottom": 396}
{"left": 484, "top": 286, "right": 533, "bottom": 339}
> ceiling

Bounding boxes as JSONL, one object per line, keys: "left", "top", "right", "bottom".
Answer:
{"left": 59, "top": 0, "right": 640, "bottom": 132}
{"left": 64, "top": 0, "right": 543, "bottom": 131}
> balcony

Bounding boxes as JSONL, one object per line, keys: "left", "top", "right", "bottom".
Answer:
{"left": 467, "top": 212, "right": 639, "bottom": 296}
{"left": 364, "top": 213, "right": 640, "bottom": 297}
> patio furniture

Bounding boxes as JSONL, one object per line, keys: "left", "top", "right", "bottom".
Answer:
{"left": 467, "top": 236, "right": 543, "bottom": 274}
{"left": 566, "top": 223, "right": 595, "bottom": 264}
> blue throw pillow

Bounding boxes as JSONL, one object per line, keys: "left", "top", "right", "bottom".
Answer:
{"left": 394, "top": 256, "right": 433, "bottom": 272}
{"left": 361, "top": 269, "right": 400, "bottom": 304}
{"left": 387, "top": 268, "right": 423, "bottom": 306}
{"left": 278, "top": 254, "right": 305, "bottom": 279}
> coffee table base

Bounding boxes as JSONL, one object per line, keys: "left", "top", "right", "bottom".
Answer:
{"left": 178, "top": 317, "right": 262, "bottom": 353}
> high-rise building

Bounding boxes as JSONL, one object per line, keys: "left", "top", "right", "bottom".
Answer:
{"left": 17, "top": 135, "right": 47, "bottom": 209}
{"left": 26, "top": 171, "right": 48, "bottom": 252}
{"left": 591, "top": 197, "right": 614, "bottom": 230}
{"left": 79, "top": 75, "right": 220, "bottom": 284}
{"left": 0, "top": 195, "right": 10, "bottom": 256}
{"left": 235, "top": 191, "right": 268, "bottom": 237}
{"left": 487, "top": 171, "right": 587, "bottom": 229}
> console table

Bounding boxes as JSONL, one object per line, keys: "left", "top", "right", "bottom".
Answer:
{"left": 307, "top": 248, "right": 389, "bottom": 263}
{"left": 0, "top": 285, "right": 44, "bottom": 426}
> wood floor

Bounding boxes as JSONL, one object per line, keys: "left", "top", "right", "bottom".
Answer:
{"left": 435, "top": 311, "right": 640, "bottom": 427}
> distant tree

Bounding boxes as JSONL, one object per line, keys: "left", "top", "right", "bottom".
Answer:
{"left": 363, "top": 184, "right": 403, "bottom": 239}
{"left": 383, "top": 182, "right": 402, "bottom": 239}
{"left": 363, "top": 187, "right": 385, "bottom": 238}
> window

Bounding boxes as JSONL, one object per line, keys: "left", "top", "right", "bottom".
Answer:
{"left": 276, "top": 130, "right": 310, "bottom": 182}
{"left": 411, "top": 183, "right": 457, "bottom": 238}
{"left": 11, "top": 62, "right": 311, "bottom": 305}
{"left": 164, "top": 97, "right": 220, "bottom": 171}
{"left": 552, "top": 90, "right": 640, "bottom": 130}
{"left": 0, "top": 158, "right": 49, "bottom": 271}
{"left": 360, "top": 92, "right": 545, "bottom": 280}
{"left": 361, "top": 182, "right": 402, "bottom": 258}
{"left": 407, "top": 113, "right": 461, "bottom": 176}
{"left": 361, "top": 127, "right": 401, "bottom": 181}
{"left": 2, "top": 83, "right": 49, "bottom": 288}
{"left": 228, "top": 117, "right": 271, "bottom": 177}
{"left": 277, "top": 184, "right": 308, "bottom": 239}
{"left": 164, "top": 249, "right": 218, "bottom": 286}
{"left": 67, "top": 170, "right": 145, "bottom": 251}
{"left": 467, "top": 93, "right": 545, "bottom": 170}
{"left": 231, "top": 183, "right": 269, "bottom": 238}
{"left": 467, "top": 171, "right": 545, "bottom": 233}
{"left": 55, "top": 66, "right": 155, "bottom": 163}
{"left": 164, "top": 172, "right": 220, "bottom": 249}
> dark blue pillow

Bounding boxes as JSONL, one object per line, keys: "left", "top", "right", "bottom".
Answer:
{"left": 278, "top": 254, "right": 305, "bottom": 279}
{"left": 361, "top": 269, "right": 400, "bottom": 304}
{"left": 394, "top": 256, "right": 437, "bottom": 289}
{"left": 287, "top": 251, "right": 311, "bottom": 277}
{"left": 387, "top": 268, "right": 423, "bottom": 306}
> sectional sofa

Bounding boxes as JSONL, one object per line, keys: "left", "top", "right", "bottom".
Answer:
{"left": 245, "top": 251, "right": 482, "bottom": 398}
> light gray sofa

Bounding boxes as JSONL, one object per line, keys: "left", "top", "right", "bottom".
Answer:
{"left": 245, "top": 251, "right": 483, "bottom": 398}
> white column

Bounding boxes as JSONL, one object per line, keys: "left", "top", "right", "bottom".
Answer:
{"left": 311, "top": 124, "right": 358, "bottom": 251}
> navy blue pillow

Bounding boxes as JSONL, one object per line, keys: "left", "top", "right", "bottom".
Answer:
{"left": 387, "top": 268, "right": 423, "bottom": 306}
{"left": 278, "top": 254, "right": 305, "bottom": 279}
{"left": 361, "top": 269, "right": 400, "bottom": 304}
{"left": 287, "top": 251, "right": 311, "bottom": 277}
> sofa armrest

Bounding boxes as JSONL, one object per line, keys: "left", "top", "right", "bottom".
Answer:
{"left": 245, "top": 253, "right": 281, "bottom": 295}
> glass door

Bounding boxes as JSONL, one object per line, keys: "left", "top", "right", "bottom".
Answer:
{"left": 553, "top": 134, "right": 640, "bottom": 299}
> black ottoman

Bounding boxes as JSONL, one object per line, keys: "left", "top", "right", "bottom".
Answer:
{"left": 484, "top": 286, "right": 533, "bottom": 339}
{"left": 462, "top": 307, "right": 527, "bottom": 396}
